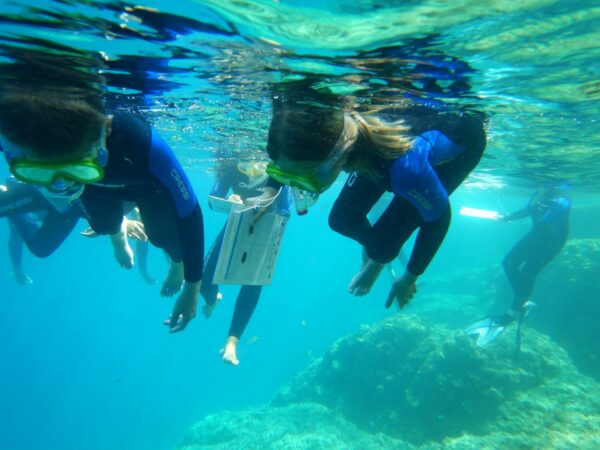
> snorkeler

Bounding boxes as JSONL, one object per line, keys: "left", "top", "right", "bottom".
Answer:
{"left": 466, "top": 185, "right": 571, "bottom": 347}
{"left": 0, "top": 69, "right": 204, "bottom": 332}
{"left": 266, "top": 89, "right": 485, "bottom": 309}
{"left": 202, "top": 160, "right": 291, "bottom": 365}
{"left": 1, "top": 178, "right": 148, "bottom": 285}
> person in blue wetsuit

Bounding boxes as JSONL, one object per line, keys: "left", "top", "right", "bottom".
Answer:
{"left": 202, "top": 160, "right": 291, "bottom": 365}
{"left": 266, "top": 92, "right": 485, "bottom": 308}
{"left": 1, "top": 177, "right": 151, "bottom": 285}
{"left": 0, "top": 178, "right": 86, "bottom": 283}
{"left": 0, "top": 84, "right": 203, "bottom": 332}
{"left": 466, "top": 186, "right": 571, "bottom": 347}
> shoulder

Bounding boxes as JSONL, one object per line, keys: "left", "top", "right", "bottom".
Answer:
{"left": 108, "top": 111, "right": 152, "bottom": 153}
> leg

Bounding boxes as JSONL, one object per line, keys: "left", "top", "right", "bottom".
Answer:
{"left": 137, "top": 200, "right": 184, "bottom": 297}
{"left": 223, "top": 285, "right": 262, "bottom": 366}
{"left": 509, "top": 233, "right": 566, "bottom": 310}
{"left": 200, "top": 225, "right": 226, "bottom": 306}
{"left": 328, "top": 172, "right": 385, "bottom": 245}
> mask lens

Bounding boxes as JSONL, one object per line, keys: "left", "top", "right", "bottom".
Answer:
{"left": 10, "top": 160, "right": 104, "bottom": 185}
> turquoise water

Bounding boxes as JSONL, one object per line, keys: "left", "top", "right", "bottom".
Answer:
{"left": 0, "top": 1, "right": 599, "bottom": 449}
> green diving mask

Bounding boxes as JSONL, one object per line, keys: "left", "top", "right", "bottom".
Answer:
{"left": 2, "top": 130, "right": 108, "bottom": 186}
{"left": 266, "top": 114, "right": 357, "bottom": 194}
{"left": 10, "top": 158, "right": 105, "bottom": 185}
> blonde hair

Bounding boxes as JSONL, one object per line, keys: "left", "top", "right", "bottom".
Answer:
{"left": 351, "top": 111, "right": 414, "bottom": 161}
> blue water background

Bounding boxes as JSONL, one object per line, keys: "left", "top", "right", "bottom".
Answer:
{"left": 1, "top": 0, "right": 599, "bottom": 449}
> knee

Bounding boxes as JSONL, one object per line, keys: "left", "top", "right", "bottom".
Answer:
{"left": 366, "top": 242, "right": 398, "bottom": 264}
{"left": 328, "top": 207, "right": 351, "bottom": 235}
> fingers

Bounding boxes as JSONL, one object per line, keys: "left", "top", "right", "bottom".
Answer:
{"left": 80, "top": 227, "right": 98, "bottom": 238}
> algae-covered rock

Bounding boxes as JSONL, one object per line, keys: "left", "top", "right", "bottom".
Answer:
{"left": 532, "top": 238, "right": 600, "bottom": 379}
{"left": 175, "top": 402, "right": 411, "bottom": 450}
{"left": 272, "top": 315, "right": 600, "bottom": 446}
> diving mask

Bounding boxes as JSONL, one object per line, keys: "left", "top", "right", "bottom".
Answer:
{"left": 1, "top": 133, "right": 107, "bottom": 186}
{"left": 266, "top": 114, "right": 357, "bottom": 194}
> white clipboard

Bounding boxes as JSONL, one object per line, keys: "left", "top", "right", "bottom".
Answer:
{"left": 208, "top": 195, "right": 243, "bottom": 214}
{"left": 213, "top": 204, "right": 288, "bottom": 286}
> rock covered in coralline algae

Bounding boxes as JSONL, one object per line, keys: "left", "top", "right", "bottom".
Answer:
{"left": 272, "top": 314, "right": 600, "bottom": 446}
{"left": 532, "top": 238, "right": 600, "bottom": 379}
{"left": 175, "top": 402, "right": 411, "bottom": 450}
{"left": 177, "top": 314, "right": 600, "bottom": 449}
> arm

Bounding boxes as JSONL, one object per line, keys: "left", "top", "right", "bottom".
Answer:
{"left": 504, "top": 198, "right": 533, "bottom": 222}
{"left": 390, "top": 136, "right": 451, "bottom": 277}
{"left": 147, "top": 129, "right": 204, "bottom": 331}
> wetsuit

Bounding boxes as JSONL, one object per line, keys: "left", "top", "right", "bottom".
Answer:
{"left": 503, "top": 191, "right": 570, "bottom": 310}
{"left": 0, "top": 178, "right": 84, "bottom": 262}
{"left": 329, "top": 105, "right": 486, "bottom": 275}
{"left": 82, "top": 112, "right": 204, "bottom": 283}
{"left": 201, "top": 165, "right": 290, "bottom": 339}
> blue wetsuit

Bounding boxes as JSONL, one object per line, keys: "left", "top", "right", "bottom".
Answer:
{"left": 201, "top": 164, "right": 290, "bottom": 338}
{"left": 82, "top": 112, "right": 204, "bottom": 282}
{"left": 0, "top": 177, "right": 84, "bottom": 262}
{"left": 503, "top": 191, "right": 570, "bottom": 309}
{"left": 329, "top": 105, "right": 486, "bottom": 275}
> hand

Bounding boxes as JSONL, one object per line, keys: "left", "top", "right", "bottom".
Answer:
{"left": 246, "top": 186, "right": 278, "bottom": 224}
{"left": 81, "top": 217, "right": 147, "bottom": 241}
{"left": 14, "top": 269, "right": 34, "bottom": 285}
{"left": 164, "top": 281, "right": 200, "bottom": 333}
{"left": 125, "top": 219, "right": 148, "bottom": 241}
{"left": 81, "top": 227, "right": 99, "bottom": 238}
{"left": 385, "top": 271, "right": 418, "bottom": 309}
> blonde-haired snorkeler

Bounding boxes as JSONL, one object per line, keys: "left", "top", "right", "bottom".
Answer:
{"left": 266, "top": 89, "right": 486, "bottom": 308}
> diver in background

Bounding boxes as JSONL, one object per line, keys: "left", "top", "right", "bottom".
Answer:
{"left": 266, "top": 86, "right": 486, "bottom": 309}
{"left": 0, "top": 57, "right": 204, "bottom": 333}
{"left": 202, "top": 159, "right": 291, "bottom": 365}
{"left": 466, "top": 185, "right": 571, "bottom": 347}
{"left": 1, "top": 179, "right": 148, "bottom": 285}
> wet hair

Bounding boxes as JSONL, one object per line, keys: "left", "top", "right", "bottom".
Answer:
{"left": 267, "top": 98, "right": 345, "bottom": 163}
{"left": 267, "top": 95, "right": 413, "bottom": 171}
{"left": 0, "top": 51, "right": 106, "bottom": 159}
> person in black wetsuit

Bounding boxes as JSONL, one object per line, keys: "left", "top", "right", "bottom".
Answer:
{"left": 502, "top": 186, "right": 571, "bottom": 312}
{"left": 266, "top": 91, "right": 486, "bottom": 308}
{"left": 0, "top": 83, "right": 204, "bottom": 332}
{"left": 202, "top": 160, "right": 291, "bottom": 365}
{"left": 465, "top": 186, "right": 571, "bottom": 348}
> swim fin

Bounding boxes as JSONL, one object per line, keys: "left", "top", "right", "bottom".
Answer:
{"left": 465, "top": 315, "right": 512, "bottom": 348}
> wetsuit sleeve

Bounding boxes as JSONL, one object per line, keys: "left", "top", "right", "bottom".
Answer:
{"left": 506, "top": 197, "right": 533, "bottom": 221}
{"left": 148, "top": 129, "right": 204, "bottom": 282}
{"left": 541, "top": 196, "right": 571, "bottom": 223}
{"left": 210, "top": 171, "right": 235, "bottom": 197}
{"left": 390, "top": 134, "right": 452, "bottom": 275}
{"left": 0, "top": 183, "right": 49, "bottom": 217}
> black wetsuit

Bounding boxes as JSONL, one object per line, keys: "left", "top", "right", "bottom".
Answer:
{"left": 82, "top": 112, "right": 204, "bottom": 282}
{"left": 329, "top": 105, "right": 486, "bottom": 275}
{"left": 201, "top": 166, "right": 290, "bottom": 339}
{"left": 503, "top": 192, "right": 570, "bottom": 310}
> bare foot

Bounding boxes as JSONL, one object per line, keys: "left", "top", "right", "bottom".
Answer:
{"left": 348, "top": 258, "right": 385, "bottom": 296}
{"left": 161, "top": 261, "right": 184, "bottom": 297}
{"left": 202, "top": 292, "right": 222, "bottom": 319}
{"left": 222, "top": 336, "right": 240, "bottom": 366}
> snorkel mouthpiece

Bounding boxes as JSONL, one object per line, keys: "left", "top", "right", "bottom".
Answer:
{"left": 293, "top": 188, "right": 318, "bottom": 215}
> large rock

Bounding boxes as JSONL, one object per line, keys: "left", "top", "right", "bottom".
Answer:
{"left": 176, "top": 403, "right": 410, "bottom": 450}
{"left": 272, "top": 315, "right": 600, "bottom": 446}
{"left": 532, "top": 238, "right": 600, "bottom": 379}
